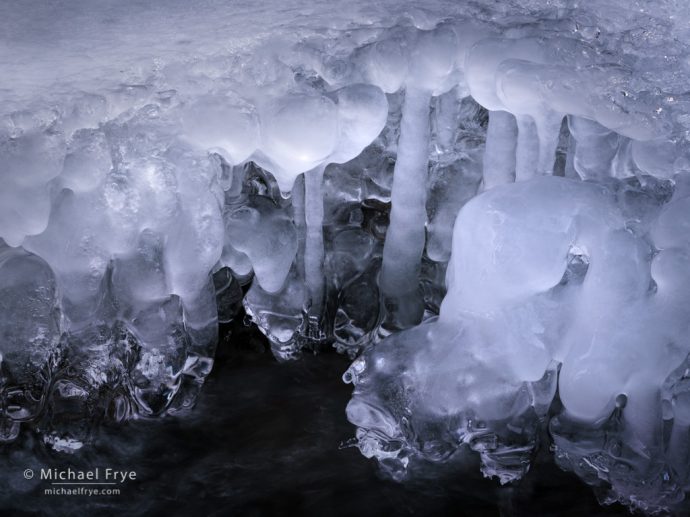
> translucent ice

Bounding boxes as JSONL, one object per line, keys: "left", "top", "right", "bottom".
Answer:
{"left": 181, "top": 94, "right": 259, "bottom": 166}
{"left": 347, "top": 175, "right": 690, "bottom": 511}
{"left": 4, "top": 1, "right": 690, "bottom": 512}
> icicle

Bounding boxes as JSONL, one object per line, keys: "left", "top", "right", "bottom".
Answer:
{"left": 432, "top": 87, "right": 461, "bottom": 155}
{"left": 482, "top": 110, "right": 517, "bottom": 189}
{"left": 513, "top": 111, "right": 563, "bottom": 181}
{"left": 303, "top": 164, "right": 326, "bottom": 316}
{"left": 535, "top": 113, "right": 565, "bottom": 176}
{"left": 515, "top": 115, "right": 540, "bottom": 182}
{"left": 380, "top": 87, "right": 432, "bottom": 326}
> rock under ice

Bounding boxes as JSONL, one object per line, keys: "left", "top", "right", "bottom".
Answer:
{"left": 3, "top": 0, "right": 690, "bottom": 512}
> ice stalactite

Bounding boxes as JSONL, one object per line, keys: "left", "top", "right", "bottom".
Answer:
{"left": 496, "top": 60, "right": 566, "bottom": 180}
{"left": 482, "top": 110, "right": 517, "bottom": 189}
{"left": 535, "top": 113, "right": 566, "bottom": 176}
{"left": 514, "top": 116, "right": 540, "bottom": 182}
{"left": 513, "top": 113, "right": 564, "bottom": 181}
{"left": 466, "top": 37, "right": 657, "bottom": 186}
{"left": 466, "top": 38, "right": 549, "bottom": 187}
{"left": 301, "top": 84, "right": 390, "bottom": 323}
{"left": 303, "top": 164, "right": 326, "bottom": 319}
{"left": 257, "top": 93, "right": 338, "bottom": 329}
{"left": 431, "top": 88, "right": 461, "bottom": 154}
{"left": 380, "top": 87, "right": 432, "bottom": 326}
{"left": 377, "top": 26, "right": 460, "bottom": 328}
{"left": 247, "top": 85, "right": 388, "bottom": 346}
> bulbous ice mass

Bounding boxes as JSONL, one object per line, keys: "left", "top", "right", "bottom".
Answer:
{"left": 331, "top": 84, "right": 389, "bottom": 164}
{"left": 359, "top": 36, "right": 410, "bottom": 94}
{"left": 181, "top": 94, "right": 259, "bottom": 165}
{"left": 224, "top": 197, "right": 298, "bottom": 293}
{"left": 407, "top": 26, "right": 459, "bottom": 94}
{"left": 348, "top": 175, "right": 690, "bottom": 509}
{"left": 260, "top": 94, "right": 338, "bottom": 186}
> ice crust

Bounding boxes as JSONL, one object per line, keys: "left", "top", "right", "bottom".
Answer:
{"left": 4, "top": 0, "right": 690, "bottom": 512}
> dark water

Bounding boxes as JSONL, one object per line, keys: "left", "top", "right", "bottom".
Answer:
{"left": 0, "top": 318, "right": 634, "bottom": 517}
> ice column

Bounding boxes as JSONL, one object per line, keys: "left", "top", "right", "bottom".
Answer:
{"left": 482, "top": 110, "right": 517, "bottom": 189}
{"left": 515, "top": 116, "right": 540, "bottom": 182}
{"left": 380, "top": 87, "right": 432, "bottom": 325}
{"left": 304, "top": 165, "right": 326, "bottom": 315}
{"left": 379, "top": 26, "right": 459, "bottom": 327}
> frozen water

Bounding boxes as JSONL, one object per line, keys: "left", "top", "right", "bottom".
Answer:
{"left": 4, "top": 0, "right": 690, "bottom": 513}
{"left": 346, "top": 174, "right": 688, "bottom": 509}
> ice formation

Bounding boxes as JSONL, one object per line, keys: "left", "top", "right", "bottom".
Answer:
{"left": 4, "top": 0, "right": 690, "bottom": 513}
